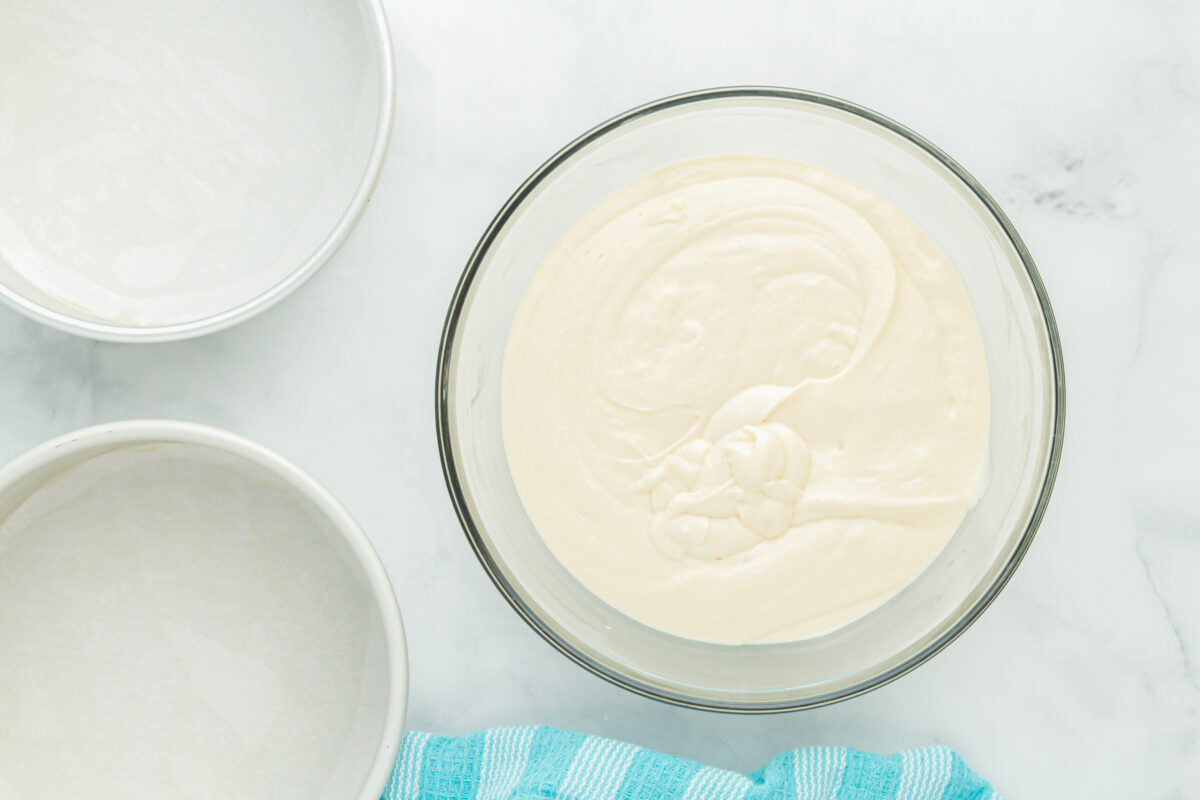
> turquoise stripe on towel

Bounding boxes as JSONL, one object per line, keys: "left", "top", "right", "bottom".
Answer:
{"left": 385, "top": 727, "right": 999, "bottom": 800}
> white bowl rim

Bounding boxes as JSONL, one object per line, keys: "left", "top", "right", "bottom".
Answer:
{"left": 0, "top": 419, "right": 409, "bottom": 799}
{"left": 0, "top": 0, "right": 396, "bottom": 343}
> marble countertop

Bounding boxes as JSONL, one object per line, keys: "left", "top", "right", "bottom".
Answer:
{"left": 2, "top": 1, "right": 1197, "bottom": 797}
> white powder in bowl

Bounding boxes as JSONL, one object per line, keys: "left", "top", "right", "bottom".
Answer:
{"left": 0, "top": 443, "right": 388, "bottom": 800}
{"left": 0, "top": 0, "right": 378, "bottom": 326}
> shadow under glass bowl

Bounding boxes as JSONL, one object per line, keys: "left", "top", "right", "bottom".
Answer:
{"left": 437, "top": 86, "right": 1065, "bottom": 713}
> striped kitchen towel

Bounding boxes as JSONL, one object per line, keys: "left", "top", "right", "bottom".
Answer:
{"left": 384, "top": 727, "right": 1000, "bottom": 800}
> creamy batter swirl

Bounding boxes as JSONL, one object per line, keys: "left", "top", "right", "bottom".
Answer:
{"left": 502, "top": 156, "right": 990, "bottom": 644}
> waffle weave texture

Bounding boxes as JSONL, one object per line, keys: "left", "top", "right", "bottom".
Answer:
{"left": 383, "top": 727, "right": 1000, "bottom": 800}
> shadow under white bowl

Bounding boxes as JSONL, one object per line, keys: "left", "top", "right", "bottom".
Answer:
{"left": 0, "top": 421, "right": 406, "bottom": 799}
{"left": 437, "top": 87, "right": 1065, "bottom": 712}
{"left": 0, "top": 0, "right": 394, "bottom": 342}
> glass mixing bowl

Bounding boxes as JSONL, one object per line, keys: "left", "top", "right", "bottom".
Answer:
{"left": 436, "top": 87, "right": 1064, "bottom": 712}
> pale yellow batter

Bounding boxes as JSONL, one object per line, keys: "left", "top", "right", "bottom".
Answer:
{"left": 502, "top": 156, "right": 990, "bottom": 644}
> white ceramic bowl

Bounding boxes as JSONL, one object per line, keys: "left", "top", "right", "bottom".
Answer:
{"left": 438, "top": 87, "right": 1065, "bottom": 712}
{"left": 0, "top": 0, "right": 394, "bottom": 342}
{"left": 0, "top": 421, "right": 406, "bottom": 799}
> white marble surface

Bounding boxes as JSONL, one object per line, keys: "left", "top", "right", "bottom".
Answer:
{"left": 1, "top": 1, "right": 1198, "bottom": 797}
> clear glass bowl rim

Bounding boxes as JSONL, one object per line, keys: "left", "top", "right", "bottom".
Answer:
{"left": 436, "top": 85, "right": 1066, "bottom": 713}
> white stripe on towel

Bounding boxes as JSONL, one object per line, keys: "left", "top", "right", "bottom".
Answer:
{"left": 400, "top": 731, "right": 431, "bottom": 799}
{"left": 796, "top": 746, "right": 845, "bottom": 799}
{"left": 559, "top": 736, "right": 612, "bottom": 799}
